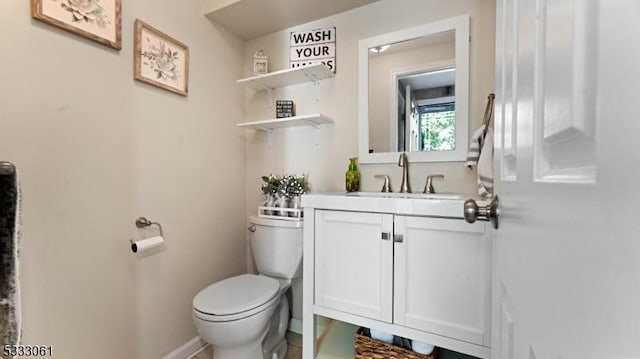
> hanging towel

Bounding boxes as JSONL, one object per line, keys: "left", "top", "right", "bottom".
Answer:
{"left": 0, "top": 168, "right": 22, "bottom": 357}
{"left": 466, "top": 127, "right": 494, "bottom": 197}
{"left": 465, "top": 127, "right": 486, "bottom": 168}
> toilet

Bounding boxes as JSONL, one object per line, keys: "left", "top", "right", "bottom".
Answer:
{"left": 192, "top": 216, "right": 303, "bottom": 359}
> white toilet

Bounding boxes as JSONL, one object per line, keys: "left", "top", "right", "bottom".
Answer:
{"left": 192, "top": 216, "right": 303, "bottom": 359}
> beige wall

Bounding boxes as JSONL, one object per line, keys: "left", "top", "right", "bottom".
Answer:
{"left": 243, "top": 0, "right": 495, "bottom": 205}
{"left": 0, "top": 1, "right": 246, "bottom": 358}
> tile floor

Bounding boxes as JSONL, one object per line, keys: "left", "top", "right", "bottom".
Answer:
{"left": 189, "top": 331, "right": 302, "bottom": 359}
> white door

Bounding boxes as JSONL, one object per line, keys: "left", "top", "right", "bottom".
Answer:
{"left": 314, "top": 210, "right": 393, "bottom": 322}
{"left": 493, "top": 1, "right": 640, "bottom": 358}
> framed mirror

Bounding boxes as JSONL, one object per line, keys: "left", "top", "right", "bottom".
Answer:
{"left": 358, "top": 15, "right": 470, "bottom": 163}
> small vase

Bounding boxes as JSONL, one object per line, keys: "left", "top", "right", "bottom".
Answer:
{"left": 263, "top": 194, "right": 276, "bottom": 215}
{"left": 275, "top": 194, "right": 289, "bottom": 216}
{"left": 288, "top": 196, "right": 302, "bottom": 218}
{"left": 346, "top": 157, "right": 361, "bottom": 192}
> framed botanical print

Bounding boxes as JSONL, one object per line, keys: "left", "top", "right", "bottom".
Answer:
{"left": 134, "top": 19, "right": 189, "bottom": 97}
{"left": 31, "top": 0, "right": 122, "bottom": 50}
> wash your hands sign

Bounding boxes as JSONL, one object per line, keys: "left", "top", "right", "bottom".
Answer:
{"left": 290, "top": 27, "right": 336, "bottom": 73}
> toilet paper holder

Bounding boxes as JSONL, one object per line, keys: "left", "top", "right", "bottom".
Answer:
{"left": 134, "top": 217, "right": 164, "bottom": 236}
{"left": 130, "top": 217, "right": 166, "bottom": 253}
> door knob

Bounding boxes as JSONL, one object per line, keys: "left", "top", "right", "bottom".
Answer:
{"left": 463, "top": 196, "right": 500, "bottom": 229}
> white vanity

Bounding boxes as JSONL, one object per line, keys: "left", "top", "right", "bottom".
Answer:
{"left": 301, "top": 193, "right": 492, "bottom": 359}
{"left": 297, "top": 10, "right": 495, "bottom": 358}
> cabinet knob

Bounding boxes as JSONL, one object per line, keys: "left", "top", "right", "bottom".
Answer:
{"left": 381, "top": 232, "right": 391, "bottom": 240}
{"left": 393, "top": 234, "right": 404, "bottom": 243}
{"left": 463, "top": 196, "right": 500, "bottom": 229}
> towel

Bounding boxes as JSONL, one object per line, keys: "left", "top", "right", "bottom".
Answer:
{"left": 370, "top": 329, "right": 394, "bottom": 343}
{"left": 0, "top": 169, "right": 22, "bottom": 356}
{"left": 465, "top": 127, "right": 494, "bottom": 197}
{"left": 412, "top": 340, "right": 435, "bottom": 355}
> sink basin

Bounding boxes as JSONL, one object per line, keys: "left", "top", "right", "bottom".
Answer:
{"left": 303, "top": 192, "right": 482, "bottom": 218}
{"left": 345, "top": 192, "right": 467, "bottom": 200}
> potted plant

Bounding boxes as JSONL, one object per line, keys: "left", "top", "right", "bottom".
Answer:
{"left": 261, "top": 174, "right": 280, "bottom": 215}
{"left": 285, "top": 174, "right": 309, "bottom": 217}
{"left": 261, "top": 174, "right": 310, "bottom": 217}
{"left": 275, "top": 175, "right": 292, "bottom": 216}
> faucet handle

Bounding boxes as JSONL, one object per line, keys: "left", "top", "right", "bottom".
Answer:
{"left": 423, "top": 174, "right": 445, "bottom": 194}
{"left": 374, "top": 175, "right": 392, "bottom": 193}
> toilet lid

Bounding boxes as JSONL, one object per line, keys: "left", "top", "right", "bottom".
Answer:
{"left": 193, "top": 274, "right": 280, "bottom": 316}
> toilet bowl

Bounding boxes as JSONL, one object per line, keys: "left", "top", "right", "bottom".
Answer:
{"left": 192, "top": 216, "right": 303, "bottom": 359}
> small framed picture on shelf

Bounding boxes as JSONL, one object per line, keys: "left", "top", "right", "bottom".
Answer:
{"left": 276, "top": 100, "right": 296, "bottom": 118}
{"left": 254, "top": 50, "right": 268, "bottom": 75}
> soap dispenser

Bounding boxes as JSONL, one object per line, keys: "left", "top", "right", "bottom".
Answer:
{"left": 345, "top": 157, "right": 361, "bottom": 192}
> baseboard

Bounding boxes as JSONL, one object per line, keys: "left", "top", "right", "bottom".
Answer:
{"left": 289, "top": 318, "right": 303, "bottom": 334}
{"left": 163, "top": 336, "right": 209, "bottom": 359}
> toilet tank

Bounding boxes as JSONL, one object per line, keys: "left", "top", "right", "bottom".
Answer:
{"left": 249, "top": 215, "right": 303, "bottom": 279}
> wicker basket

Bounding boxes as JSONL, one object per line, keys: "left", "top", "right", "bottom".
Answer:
{"left": 354, "top": 328, "right": 437, "bottom": 359}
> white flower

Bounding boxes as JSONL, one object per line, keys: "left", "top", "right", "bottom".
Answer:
{"left": 61, "top": 0, "right": 109, "bottom": 28}
{"left": 142, "top": 41, "right": 180, "bottom": 82}
{"left": 155, "top": 43, "right": 179, "bottom": 81}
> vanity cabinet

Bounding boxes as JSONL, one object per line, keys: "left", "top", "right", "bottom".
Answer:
{"left": 314, "top": 210, "right": 394, "bottom": 322}
{"left": 392, "top": 216, "right": 489, "bottom": 346}
{"left": 303, "top": 195, "right": 492, "bottom": 359}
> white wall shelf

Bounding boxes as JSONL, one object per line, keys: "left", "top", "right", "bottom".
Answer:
{"left": 237, "top": 113, "right": 333, "bottom": 131}
{"left": 237, "top": 113, "right": 334, "bottom": 146}
{"left": 237, "top": 65, "right": 335, "bottom": 147}
{"left": 237, "top": 64, "right": 334, "bottom": 105}
{"left": 237, "top": 63, "right": 334, "bottom": 91}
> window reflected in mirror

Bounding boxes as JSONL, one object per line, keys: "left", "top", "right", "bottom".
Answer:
{"left": 399, "top": 67, "right": 456, "bottom": 152}
{"left": 368, "top": 30, "right": 456, "bottom": 153}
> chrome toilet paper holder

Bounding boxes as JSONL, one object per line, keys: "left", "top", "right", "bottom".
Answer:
{"left": 129, "top": 217, "right": 164, "bottom": 253}
{"left": 134, "top": 217, "right": 164, "bottom": 236}
{"left": 130, "top": 217, "right": 165, "bottom": 253}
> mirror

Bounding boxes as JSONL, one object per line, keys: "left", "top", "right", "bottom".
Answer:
{"left": 358, "top": 15, "right": 470, "bottom": 163}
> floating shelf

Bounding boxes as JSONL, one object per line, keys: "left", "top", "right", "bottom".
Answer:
{"left": 237, "top": 114, "right": 334, "bottom": 146}
{"left": 237, "top": 63, "right": 335, "bottom": 92}
{"left": 237, "top": 113, "right": 333, "bottom": 131}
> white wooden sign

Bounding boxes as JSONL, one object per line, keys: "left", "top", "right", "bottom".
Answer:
{"left": 290, "top": 27, "right": 336, "bottom": 73}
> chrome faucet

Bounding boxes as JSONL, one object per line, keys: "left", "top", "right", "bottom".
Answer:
{"left": 423, "top": 174, "right": 445, "bottom": 193}
{"left": 398, "top": 152, "right": 411, "bottom": 193}
{"left": 374, "top": 175, "right": 392, "bottom": 192}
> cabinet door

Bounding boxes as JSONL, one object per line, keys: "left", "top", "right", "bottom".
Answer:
{"left": 314, "top": 210, "right": 393, "bottom": 322}
{"left": 394, "top": 216, "right": 489, "bottom": 345}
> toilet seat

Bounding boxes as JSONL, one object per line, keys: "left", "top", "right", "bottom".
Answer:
{"left": 193, "top": 274, "right": 280, "bottom": 322}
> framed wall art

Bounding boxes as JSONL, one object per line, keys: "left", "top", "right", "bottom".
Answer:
{"left": 134, "top": 19, "right": 189, "bottom": 97}
{"left": 31, "top": 0, "right": 122, "bottom": 50}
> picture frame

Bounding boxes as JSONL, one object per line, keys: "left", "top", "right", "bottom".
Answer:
{"left": 253, "top": 49, "right": 268, "bottom": 75}
{"left": 254, "top": 59, "right": 268, "bottom": 75}
{"left": 31, "top": 0, "right": 122, "bottom": 50}
{"left": 134, "top": 19, "right": 189, "bottom": 97}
